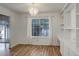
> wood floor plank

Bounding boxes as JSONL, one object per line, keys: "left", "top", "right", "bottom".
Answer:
{"left": 10, "top": 44, "right": 61, "bottom": 56}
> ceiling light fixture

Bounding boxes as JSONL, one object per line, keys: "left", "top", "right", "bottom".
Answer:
{"left": 29, "top": 3, "right": 39, "bottom": 16}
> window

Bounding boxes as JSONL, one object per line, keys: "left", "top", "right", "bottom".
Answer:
{"left": 32, "top": 19, "right": 49, "bottom": 36}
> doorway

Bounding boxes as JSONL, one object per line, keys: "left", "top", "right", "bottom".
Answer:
{"left": 0, "top": 14, "right": 10, "bottom": 56}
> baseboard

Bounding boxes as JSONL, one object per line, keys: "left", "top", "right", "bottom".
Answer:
{"left": 10, "top": 44, "right": 60, "bottom": 49}
{"left": 10, "top": 44, "right": 21, "bottom": 49}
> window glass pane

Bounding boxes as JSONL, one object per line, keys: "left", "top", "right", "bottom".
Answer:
{"left": 36, "top": 27, "right": 40, "bottom": 36}
{"left": 40, "top": 19, "right": 48, "bottom": 25}
{"left": 40, "top": 27, "right": 48, "bottom": 36}
{"left": 40, "top": 19, "right": 49, "bottom": 36}
{"left": 32, "top": 27, "right": 34, "bottom": 36}
{"left": 40, "top": 19, "right": 48, "bottom": 28}
{"left": 32, "top": 19, "right": 39, "bottom": 27}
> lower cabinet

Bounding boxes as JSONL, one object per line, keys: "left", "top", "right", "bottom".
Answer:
{"left": 60, "top": 42, "right": 79, "bottom": 56}
{"left": 63, "top": 44, "right": 70, "bottom": 56}
{"left": 60, "top": 41, "right": 64, "bottom": 56}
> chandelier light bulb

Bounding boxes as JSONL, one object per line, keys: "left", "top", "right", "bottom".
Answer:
{"left": 29, "top": 3, "right": 39, "bottom": 16}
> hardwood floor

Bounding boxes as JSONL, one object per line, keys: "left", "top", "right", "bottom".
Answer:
{"left": 10, "top": 44, "right": 61, "bottom": 56}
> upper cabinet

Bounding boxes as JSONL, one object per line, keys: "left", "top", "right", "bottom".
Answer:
{"left": 64, "top": 4, "right": 76, "bottom": 29}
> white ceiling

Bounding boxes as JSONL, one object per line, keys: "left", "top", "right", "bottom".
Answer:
{"left": 0, "top": 3, "right": 65, "bottom": 13}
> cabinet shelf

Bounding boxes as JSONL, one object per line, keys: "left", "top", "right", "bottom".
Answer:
{"left": 64, "top": 28, "right": 79, "bottom": 30}
{"left": 64, "top": 28, "right": 76, "bottom": 30}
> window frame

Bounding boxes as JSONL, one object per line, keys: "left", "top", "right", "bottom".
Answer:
{"left": 31, "top": 17, "right": 49, "bottom": 38}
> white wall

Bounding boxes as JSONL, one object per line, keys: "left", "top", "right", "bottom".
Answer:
{"left": 0, "top": 5, "right": 62, "bottom": 47}
{"left": 0, "top": 5, "right": 20, "bottom": 48}
{"left": 17, "top": 12, "right": 61, "bottom": 46}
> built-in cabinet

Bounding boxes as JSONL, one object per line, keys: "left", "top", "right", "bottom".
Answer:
{"left": 60, "top": 3, "right": 79, "bottom": 56}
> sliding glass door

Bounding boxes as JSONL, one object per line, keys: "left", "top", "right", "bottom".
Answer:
{"left": 0, "top": 23, "right": 9, "bottom": 42}
{"left": 0, "top": 14, "right": 10, "bottom": 56}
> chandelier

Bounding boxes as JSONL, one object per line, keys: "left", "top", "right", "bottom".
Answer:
{"left": 29, "top": 3, "right": 39, "bottom": 16}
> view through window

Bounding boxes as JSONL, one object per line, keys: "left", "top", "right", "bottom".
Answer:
{"left": 32, "top": 19, "right": 49, "bottom": 36}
